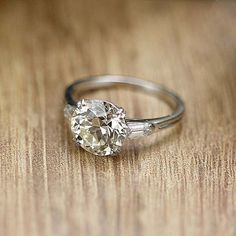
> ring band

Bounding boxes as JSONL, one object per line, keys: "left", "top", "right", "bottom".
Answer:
{"left": 64, "top": 75, "right": 185, "bottom": 156}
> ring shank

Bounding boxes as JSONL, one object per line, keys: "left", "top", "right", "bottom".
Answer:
{"left": 65, "top": 75, "right": 185, "bottom": 134}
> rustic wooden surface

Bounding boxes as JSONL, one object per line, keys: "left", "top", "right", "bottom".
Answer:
{"left": 0, "top": 1, "right": 236, "bottom": 236}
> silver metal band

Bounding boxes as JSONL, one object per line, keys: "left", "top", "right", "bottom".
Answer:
{"left": 65, "top": 75, "right": 185, "bottom": 137}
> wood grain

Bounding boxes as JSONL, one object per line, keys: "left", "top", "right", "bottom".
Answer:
{"left": 0, "top": 1, "right": 236, "bottom": 236}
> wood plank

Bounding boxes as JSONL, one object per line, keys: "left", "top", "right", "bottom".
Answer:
{"left": 0, "top": 1, "right": 235, "bottom": 236}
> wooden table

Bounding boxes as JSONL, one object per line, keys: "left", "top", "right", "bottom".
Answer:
{"left": 0, "top": 1, "right": 235, "bottom": 236}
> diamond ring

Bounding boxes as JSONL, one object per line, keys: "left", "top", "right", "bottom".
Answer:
{"left": 64, "top": 75, "right": 185, "bottom": 156}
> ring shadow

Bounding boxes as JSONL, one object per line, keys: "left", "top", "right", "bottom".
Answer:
{"left": 115, "top": 122, "right": 183, "bottom": 162}
{"left": 64, "top": 119, "right": 183, "bottom": 173}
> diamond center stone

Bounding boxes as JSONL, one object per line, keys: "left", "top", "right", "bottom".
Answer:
{"left": 66, "top": 99, "right": 129, "bottom": 156}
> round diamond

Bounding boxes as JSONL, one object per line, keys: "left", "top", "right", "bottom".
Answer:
{"left": 69, "top": 99, "right": 129, "bottom": 156}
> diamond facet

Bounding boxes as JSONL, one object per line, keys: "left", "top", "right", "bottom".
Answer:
{"left": 66, "top": 99, "right": 129, "bottom": 156}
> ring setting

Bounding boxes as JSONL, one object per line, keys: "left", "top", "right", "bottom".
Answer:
{"left": 64, "top": 75, "right": 185, "bottom": 156}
